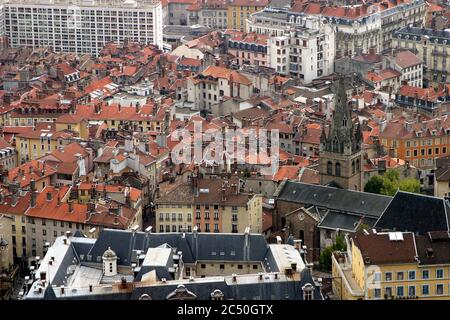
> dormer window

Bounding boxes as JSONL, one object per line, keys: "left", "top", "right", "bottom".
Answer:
{"left": 302, "top": 283, "right": 315, "bottom": 300}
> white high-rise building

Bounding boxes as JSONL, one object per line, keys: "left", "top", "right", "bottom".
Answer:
{"left": 268, "top": 16, "right": 335, "bottom": 84}
{"left": 1, "top": 0, "right": 163, "bottom": 55}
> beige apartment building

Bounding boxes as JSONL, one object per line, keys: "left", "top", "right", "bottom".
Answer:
{"left": 155, "top": 177, "right": 263, "bottom": 234}
{"left": 393, "top": 27, "right": 450, "bottom": 85}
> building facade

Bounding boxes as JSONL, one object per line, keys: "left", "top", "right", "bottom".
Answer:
{"left": 227, "top": 32, "right": 268, "bottom": 67}
{"left": 227, "top": 0, "right": 269, "bottom": 31}
{"left": 248, "top": 0, "right": 426, "bottom": 57}
{"left": 333, "top": 230, "right": 450, "bottom": 300}
{"left": 267, "top": 16, "right": 335, "bottom": 84}
{"left": 156, "top": 178, "right": 263, "bottom": 234}
{"left": 2, "top": 0, "right": 163, "bottom": 55}
{"left": 393, "top": 27, "right": 450, "bottom": 85}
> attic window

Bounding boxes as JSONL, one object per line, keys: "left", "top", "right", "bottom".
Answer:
{"left": 97, "top": 256, "right": 102, "bottom": 262}
{"left": 211, "top": 252, "right": 217, "bottom": 256}
{"left": 230, "top": 251, "right": 236, "bottom": 256}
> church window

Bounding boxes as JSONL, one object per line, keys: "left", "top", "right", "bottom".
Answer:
{"left": 335, "top": 162, "right": 341, "bottom": 177}
{"left": 342, "top": 116, "right": 347, "bottom": 127}
{"left": 327, "top": 161, "right": 332, "bottom": 175}
{"left": 356, "top": 159, "right": 360, "bottom": 170}
{"left": 332, "top": 136, "right": 339, "bottom": 152}
{"left": 352, "top": 160, "right": 355, "bottom": 174}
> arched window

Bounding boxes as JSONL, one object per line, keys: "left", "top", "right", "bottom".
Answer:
{"left": 356, "top": 159, "right": 360, "bottom": 170}
{"left": 332, "top": 136, "right": 339, "bottom": 152}
{"left": 299, "top": 230, "right": 305, "bottom": 244}
{"left": 352, "top": 160, "right": 355, "bottom": 174}
{"left": 281, "top": 217, "right": 286, "bottom": 228}
{"left": 342, "top": 116, "right": 347, "bottom": 127}
{"left": 335, "top": 162, "right": 341, "bottom": 177}
{"left": 327, "top": 161, "right": 332, "bottom": 175}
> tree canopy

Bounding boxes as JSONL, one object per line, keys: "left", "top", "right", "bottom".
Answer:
{"left": 364, "top": 170, "right": 420, "bottom": 196}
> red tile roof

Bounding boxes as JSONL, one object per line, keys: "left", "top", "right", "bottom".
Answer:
{"left": 201, "top": 66, "right": 252, "bottom": 86}
{"left": 394, "top": 50, "right": 423, "bottom": 69}
{"left": 8, "top": 160, "right": 57, "bottom": 188}
{"left": 26, "top": 186, "right": 88, "bottom": 223}
{"left": 228, "top": 0, "right": 268, "bottom": 6}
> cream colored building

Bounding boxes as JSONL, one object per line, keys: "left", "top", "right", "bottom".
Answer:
{"left": 434, "top": 156, "right": 450, "bottom": 197}
{"left": 155, "top": 178, "right": 263, "bottom": 234}
{"left": 393, "top": 27, "right": 450, "bottom": 85}
{"left": 333, "top": 230, "right": 450, "bottom": 300}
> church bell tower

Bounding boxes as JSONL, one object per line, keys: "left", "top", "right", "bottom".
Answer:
{"left": 319, "top": 76, "right": 364, "bottom": 191}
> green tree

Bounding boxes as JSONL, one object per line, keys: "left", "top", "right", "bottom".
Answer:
{"left": 364, "top": 175, "right": 384, "bottom": 194}
{"left": 364, "top": 170, "right": 421, "bottom": 196}
{"left": 319, "top": 234, "right": 347, "bottom": 271}
{"left": 398, "top": 178, "right": 420, "bottom": 194}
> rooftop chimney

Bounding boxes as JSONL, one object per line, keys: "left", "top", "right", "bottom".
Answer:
{"left": 30, "top": 178, "right": 36, "bottom": 191}
{"left": 68, "top": 201, "right": 73, "bottom": 213}
{"left": 11, "top": 184, "right": 18, "bottom": 206}
{"left": 30, "top": 191, "right": 37, "bottom": 208}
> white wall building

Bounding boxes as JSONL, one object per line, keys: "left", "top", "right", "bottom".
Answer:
{"left": 2, "top": 0, "right": 163, "bottom": 55}
{"left": 268, "top": 16, "right": 335, "bottom": 84}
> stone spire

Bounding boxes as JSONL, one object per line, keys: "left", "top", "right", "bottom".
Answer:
{"left": 321, "top": 76, "right": 362, "bottom": 156}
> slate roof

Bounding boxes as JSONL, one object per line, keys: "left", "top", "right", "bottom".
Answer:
{"left": 318, "top": 211, "right": 363, "bottom": 232}
{"left": 28, "top": 230, "right": 323, "bottom": 300}
{"left": 375, "top": 191, "right": 450, "bottom": 234}
{"left": 86, "top": 230, "right": 270, "bottom": 267}
{"left": 277, "top": 181, "right": 392, "bottom": 218}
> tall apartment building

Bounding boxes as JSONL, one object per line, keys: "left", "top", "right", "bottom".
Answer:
{"left": 268, "top": 16, "right": 335, "bottom": 84}
{"left": 393, "top": 27, "right": 450, "bottom": 85}
{"left": 248, "top": 0, "right": 426, "bottom": 57}
{"left": 1, "top": 0, "right": 163, "bottom": 55}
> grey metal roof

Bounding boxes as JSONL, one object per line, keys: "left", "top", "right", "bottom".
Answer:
{"left": 27, "top": 230, "right": 323, "bottom": 300}
{"left": 375, "top": 191, "right": 450, "bottom": 234}
{"left": 394, "top": 27, "right": 450, "bottom": 45}
{"left": 277, "top": 181, "right": 392, "bottom": 217}
{"left": 318, "top": 211, "right": 362, "bottom": 232}
{"left": 127, "top": 268, "right": 321, "bottom": 300}
{"left": 87, "top": 230, "right": 270, "bottom": 267}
